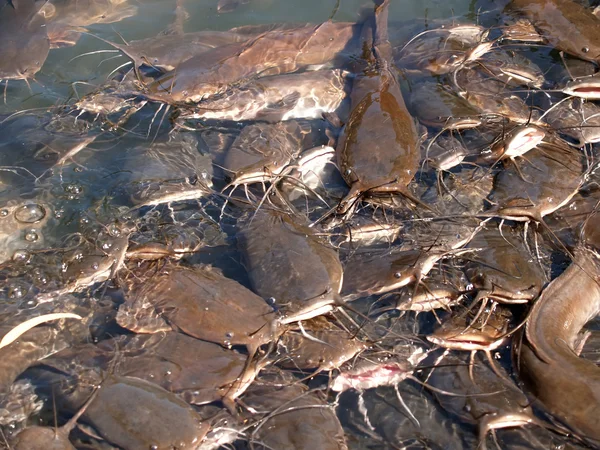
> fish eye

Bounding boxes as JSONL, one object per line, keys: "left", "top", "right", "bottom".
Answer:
{"left": 394, "top": 272, "right": 402, "bottom": 279}
{"left": 582, "top": 47, "right": 589, "bottom": 53}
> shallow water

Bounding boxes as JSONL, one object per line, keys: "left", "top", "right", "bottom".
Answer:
{"left": 1, "top": 0, "right": 600, "bottom": 448}
{"left": 0, "top": 0, "right": 479, "bottom": 114}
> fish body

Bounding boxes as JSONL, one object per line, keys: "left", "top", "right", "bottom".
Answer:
{"left": 520, "top": 247, "right": 600, "bottom": 445}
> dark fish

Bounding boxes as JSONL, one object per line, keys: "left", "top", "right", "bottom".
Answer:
{"left": 90, "top": 29, "right": 257, "bottom": 73}
{"left": 509, "top": 0, "right": 600, "bottom": 63}
{"left": 222, "top": 120, "right": 311, "bottom": 188}
{"left": 336, "top": 0, "right": 420, "bottom": 213}
{"left": 182, "top": 69, "right": 348, "bottom": 122}
{"left": 466, "top": 225, "right": 546, "bottom": 304}
{"left": 237, "top": 208, "right": 343, "bottom": 324}
{"left": 82, "top": 376, "right": 210, "bottom": 449}
{"left": 489, "top": 138, "right": 584, "bottom": 222}
{"left": 243, "top": 380, "right": 348, "bottom": 450}
{"left": 519, "top": 243, "right": 600, "bottom": 445}
{"left": 277, "top": 319, "right": 366, "bottom": 371}
{"left": 217, "top": 0, "right": 250, "bottom": 13}
{"left": 39, "top": 0, "right": 137, "bottom": 48}
{"left": 147, "top": 21, "right": 359, "bottom": 103}
{"left": 10, "top": 386, "right": 99, "bottom": 450}
{"left": 0, "top": 0, "right": 49, "bottom": 81}
{"left": 429, "top": 353, "right": 538, "bottom": 449}
{"left": 118, "top": 264, "right": 278, "bottom": 354}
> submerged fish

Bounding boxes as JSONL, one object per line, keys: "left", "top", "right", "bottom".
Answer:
{"left": 237, "top": 208, "right": 343, "bottom": 324}
{"left": 0, "top": 0, "right": 49, "bottom": 81}
{"left": 336, "top": 0, "right": 420, "bottom": 213}
{"left": 519, "top": 243, "right": 600, "bottom": 445}
{"left": 181, "top": 70, "right": 348, "bottom": 122}
{"left": 147, "top": 21, "right": 360, "bottom": 103}
{"left": 509, "top": 0, "right": 600, "bottom": 63}
{"left": 39, "top": 0, "right": 137, "bottom": 48}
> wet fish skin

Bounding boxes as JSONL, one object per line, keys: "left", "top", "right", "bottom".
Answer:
{"left": 237, "top": 208, "right": 343, "bottom": 320}
{"left": 336, "top": 0, "right": 420, "bottom": 212}
{"left": 519, "top": 246, "right": 600, "bottom": 445}
{"left": 0, "top": 0, "right": 49, "bottom": 80}
{"left": 149, "top": 21, "right": 359, "bottom": 103}
{"left": 82, "top": 376, "right": 210, "bottom": 450}
{"left": 243, "top": 381, "right": 348, "bottom": 450}
{"left": 183, "top": 69, "right": 348, "bottom": 122}
{"left": 466, "top": 225, "right": 546, "bottom": 304}
{"left": 509, "top": 0, "right": 600, "bottom": 63}
{"left": 120, "top": 264, "right": 278, "bottom": 351}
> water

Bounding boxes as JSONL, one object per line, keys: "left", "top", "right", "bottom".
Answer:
{"left": 1, "top": 0, "right": 599, "bottom": 448}
{"left": 0, "top": 0, "right": 480, "bottom": 114}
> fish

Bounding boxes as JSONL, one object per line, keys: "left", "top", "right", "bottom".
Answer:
{"left": 488, "top": 138, "right": 585, "bottom": 223}
{"left": 429, "top": 353, "right": 539, "bottom": 450}
{"left": 243, "top": 379, "right": 348, "bottom": 450}
{"left": 118, "top": 263, "right": 278, "bottom": 355}
{"left": 0, "top": 0, "right": 49, "bottom": 82}
{"left": 465, "top": 224, "right": 546, "bottom": 305}
{"left": 82, "top": 376, "right": 211, "bottom": 449}
{"left": 181, "top": 69, "right": 348, "bottom": 122}
{"left": 86, "top": 29, "right": 258, "bottom": 73}
{"left": 10, "top": 386, "right": 99, "bottom": 450}
{"left": 543, "top": 97, "right": 600, "bottom": 145}
{"left": 519, "top": 242, "right": 600, "bottom": 445}
{"left": 409, "top": 81, "right": 483, "bottom": 129}
{"left": 336, "top": 0, "right": 421, "bottom": 213}
{"left": 217, "top": 0, "right": 250, "bottom": 13}
{"left": 395, "top": 24, "right": 489, "bottom": 75}
{"left": 237, "top": 208, "right": 343, "bottom": 324}
{"left": 222, "top": 120, "right": 312, "bottom": 189}
{"left": 147, "top": 21, "right": 360, "bottom": 103}
{"left": 39, "top": 0, "right": 137, "bottom": 48}
{"left": 479, "top": 49, "right": 545, "bottom": 88}
{"left": 277, "top": 319, "right": 366, "bottom": 371}
{"left": 509, "top": 0, "right": 600, "bottom": 63}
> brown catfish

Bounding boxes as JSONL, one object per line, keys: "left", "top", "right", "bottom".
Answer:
{"left": 118, "top": 264, "right": 278, "bottom": 355}
{"left": 91, "top": 29, "right": 258, "bottom": 73}
{"left": 336, "top": 0, "right": 420, "bottom": 213}
{"left": 11, "top": 387, "right": 99, "bottom": 450}
{"left": 148, "top": 21, "right": 359, "bottom": 103}
{"left": 82, "top": 375, "right": 210, "bottom": 449}
{"left": 243, "top": 380, "right": 348, "bottom": 450}
{"left": 429, "top": 353, "right": 538, "bottom": 449}
{"left": 237, "top": 208, "right": 343, "bottom": 324}
{"left": 509, "top": 0, "right": 600, "bottom": 63}
{"left": 489, "top": 138, "right": 584, "bottom": 222}
{"left": 466, "top": 225, "right": 546, "bottom": 304}
{"left": 182, "top": 69, "right": 348, "bottom": 122}
{"left": 0, "top": 0, "right": 49, "bottom": 81}
{"left": 39, "top": 0, "right": 137, "bottom": 48}
{"left": 519, "top": 244, "right": 600, "bottom": 445}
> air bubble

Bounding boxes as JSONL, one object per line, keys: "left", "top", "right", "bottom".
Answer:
{"left": 107, "top": 224, "right": 121, "bottom": 237}
{"left": 14, "top": 204, "right": 46, "bottom": 224}
{"left": 12, "top": 250, "right": 30, "bottom": 263}
{"left": 24, "top": 230, "right": 39, "bottom": 242}
{"left": 8, "top": 285, "right": 26, "bottom": 298}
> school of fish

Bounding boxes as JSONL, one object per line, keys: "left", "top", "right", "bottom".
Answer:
{"left": 0, "top": 0, "right": 600, "bottom": 448}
